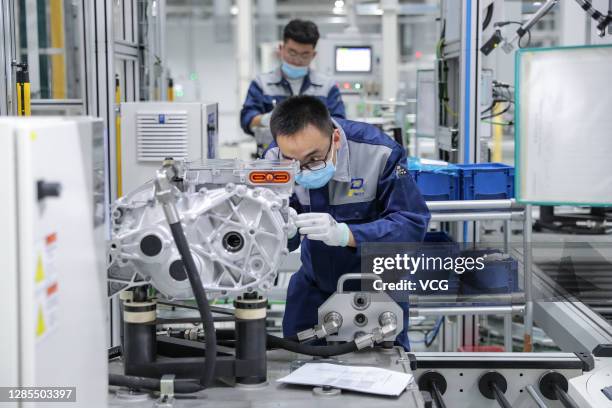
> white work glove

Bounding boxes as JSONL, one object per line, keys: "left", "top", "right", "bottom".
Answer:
{"left": 287, "top": 207, "right": 298, "bottom": 239}
{"left": 259, "top": 111, "right": 272, "bottom": 128}
{"left": 295, "top": 213, "right": 351, "bottom": 247}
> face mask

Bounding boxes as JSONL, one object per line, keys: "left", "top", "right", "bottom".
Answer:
{"left": 295, "top": 146, "right": 336, "bottom": 189}
{"left": 281, "top": 61, "right": 308, "bottom": 79}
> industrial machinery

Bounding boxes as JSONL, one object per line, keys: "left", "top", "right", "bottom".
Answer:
{"left": 108, "top": 158, "right": 296, "bottom": 298}
{"left": 304, "top": 273, "right": 403, "bottom": 346}
{"left": 119, "top": 102, "right": 219, "bottom": 194}
{"left": 107, "top": 158, "right": 421, "bottom": 407}
{"left": 105, "top": 157, "right": 612, "bottom": 407}
{"left": 0, "top": 117, "right": 108, "bottom": 406}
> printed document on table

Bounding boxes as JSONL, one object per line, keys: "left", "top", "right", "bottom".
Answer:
{"left": 277, "top": 363, "right": 413, "bottom": 396}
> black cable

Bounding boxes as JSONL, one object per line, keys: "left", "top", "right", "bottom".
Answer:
{"left": 491, "top": 382, "right": 512, "bottom": 408}
{"left": 109, "top": 374, "right": 204, "bottom": 394}
{"left": 483, "top": 4, "right": 494, "bottom": 30}
{"left": 267, "top": 335, "right": 358, "bottom": 357}
{"left": 554, "top": 384, "right": 580, "bottom": 408}
{"left": 168, "top": 222, "right": 217, "bottom": 388}
{"left": 481, "top": 101, "right": 497, "bottom": 115}
{"left": 481, "top": 102, "right": 512, "bottom": 120}
{"left": 432, "top": 382, "right": 448, "bottom": 408}
{"left": 425, "top": 317, "right": 444, "bottom": 348}
{"left": 494, "top": 20, "right": 532, "bottom": 48}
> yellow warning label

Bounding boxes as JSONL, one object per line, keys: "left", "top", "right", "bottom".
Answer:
{"left": 36, "top": 305, "right": 46, "bottom": 337}
{"left": 35, "top": 254, "right": 45, "bottom": 283}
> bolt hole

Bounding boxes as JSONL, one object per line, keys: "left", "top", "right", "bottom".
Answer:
{"left": 222, "top": 232, "right": 244, "bottom": 252}
{"left": 459, "top": 373, "right": 463, "bottom": 376}
{"left": 459, "top": 389, "right": 463, "bottom": 393}
{"left": 354, "top": 313, "right": 367, "bottom": 326}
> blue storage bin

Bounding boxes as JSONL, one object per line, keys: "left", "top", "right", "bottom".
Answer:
{"left": 409, "top": 168, "right": 460, "bottom": 201}
{"left": 424, "top": 231, "right": 454, "bottom": 243}
{"left": 422, "top": 231, "right": 460, "bottom": 257}
{"left": 457, "top": 163, "right": 515, "bottom": 200}
{"left": 458, "top": 249, "right": 519, "bottom": 295}
{"left": 398, "top": 231, "right": 460, "bottom": 296}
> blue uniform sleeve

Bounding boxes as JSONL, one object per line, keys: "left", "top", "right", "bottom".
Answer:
{"left": 348, "top": 145, "right": 430, "bottom": 245}
{"left": 240, "top": 80, "right": 266, "bottom": 136}
{"left": 326, "top": 85, "right": 346, "bottom": 119}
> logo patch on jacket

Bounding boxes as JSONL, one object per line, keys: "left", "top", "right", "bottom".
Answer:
{"left": 395, "top": 164, "right": 408, "bottom": 178}
{"left": 348, "top": 178, "right": 365, "bottom": 196}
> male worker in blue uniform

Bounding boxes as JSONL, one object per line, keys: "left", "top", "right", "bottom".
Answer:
{"left": 264, "top": 95, "right": 430, "bottom": 350}
{"left": 240, "top": 19, "right": 346, "bottom": 154}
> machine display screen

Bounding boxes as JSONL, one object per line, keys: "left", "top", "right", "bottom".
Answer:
{"left": 335, "top": 46, "right": 372, "bottom": 73}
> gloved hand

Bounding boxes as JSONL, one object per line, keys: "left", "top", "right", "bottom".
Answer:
{"left": 295, "top": 213, "right": 350, "bottom": 247}
{"left": 259, "top": 111, "right": 272, "bottom": 128}
{"left": 287, "top": 207, "right": 298, "bottom": 239}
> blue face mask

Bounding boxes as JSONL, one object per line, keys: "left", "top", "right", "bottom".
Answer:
{"left": 281, "top": 61, "right": 308, "bottom": 79}
{"left": 295, "top": 147, "right": 336, "bottom": 189}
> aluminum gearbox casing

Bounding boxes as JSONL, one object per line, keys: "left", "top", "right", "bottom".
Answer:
{"left": 107, "top": 159, "right": 297, "bottom": 299}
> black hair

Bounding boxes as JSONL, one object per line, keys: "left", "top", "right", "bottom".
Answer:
{"left": 270, "top": 95, "right": 333, "bottom": 139}
{"left": 283, "top": 19, "right": 320, "bottom": 47}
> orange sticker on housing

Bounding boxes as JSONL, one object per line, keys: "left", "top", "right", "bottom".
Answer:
{"left": 249, "top": 171, "right": 290, "bottom": 184}
{"left": 46, "top": 233, "right": 57, "bottom": 245}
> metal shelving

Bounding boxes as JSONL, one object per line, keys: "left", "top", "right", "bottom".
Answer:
{"left": 424, "top": 199, "right": 533, "bottom": 352}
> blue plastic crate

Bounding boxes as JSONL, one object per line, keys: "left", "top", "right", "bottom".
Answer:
{"left": 409, "top": 168, "right": 460, "bottom": 201}
{"left": 402, "top": 231, "right": 460, "bottom": 295}
{"left": 458, "top": 250, "right": 519, "bottom": 295}
{"left": 457, "top": 163, "right": 514, "bottom": 200}
{"left": 424, "top": 231, "right": 454, "bottom": 243}
{"left": 422, "top": 231, "right": 460, "bottom": 257}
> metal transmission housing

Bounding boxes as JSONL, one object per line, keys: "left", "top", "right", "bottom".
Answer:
{"left": 108, "top": 159, "right": 297, "bottom": 299}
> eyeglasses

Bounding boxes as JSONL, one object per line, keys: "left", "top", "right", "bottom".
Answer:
{"left": 280, "top": 133, "right": 334, "bottom": 172}
{"left": 286, "top": 49, "right": 314, "bottom": 63}
{"left": 300, "top": 139, "right": 333, "bottom": 172}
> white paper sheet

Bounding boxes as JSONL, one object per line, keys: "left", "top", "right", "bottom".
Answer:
{"left": 276, "top": 363, "right": 413, "bottom": 397}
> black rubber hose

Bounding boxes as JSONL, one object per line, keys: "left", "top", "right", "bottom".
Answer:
{"left": 267, "top": 335, "right": 358, "bottom": 357}
{"left": 109, "top": 374, "right": 203, "bottom": 394}
{"left": 483, "top": 3, "right": 494, "bottom": 30}
{"left": 169, "top": 222, "right": 217, "bottom": 387}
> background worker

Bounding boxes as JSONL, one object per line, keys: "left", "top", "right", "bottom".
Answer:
{"left": 240, "top": 19, "right": 346, "bottom": 155}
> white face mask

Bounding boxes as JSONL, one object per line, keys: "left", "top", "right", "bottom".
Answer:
{"left": 295, "top": 145, "right": 337, "bottom": 189}
{"left": 281, "top": 61, "right": 308, "bottom": 79}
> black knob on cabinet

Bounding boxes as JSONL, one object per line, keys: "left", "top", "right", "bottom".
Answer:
{"left": 37, "top": 180, "right": 62, "bottom": 201}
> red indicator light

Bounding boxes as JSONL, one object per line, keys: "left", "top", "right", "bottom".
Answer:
{"left": 249, "top": 171, "right": 290, "bottom": 184}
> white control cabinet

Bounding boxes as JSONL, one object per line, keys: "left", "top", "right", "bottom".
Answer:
{"left": 0, "top": 117, "right": 108, "bottom": 407}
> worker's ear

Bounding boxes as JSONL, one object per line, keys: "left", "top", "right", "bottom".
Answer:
{"left": 312, "top": 50, "right": 317, "bottom": 59}
{"left": 332, "top": 128, "right": 341, "bottom": 148}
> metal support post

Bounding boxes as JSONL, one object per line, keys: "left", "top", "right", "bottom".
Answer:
{"left": 523, "top": 204, "right": 533, "bottom": 351}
